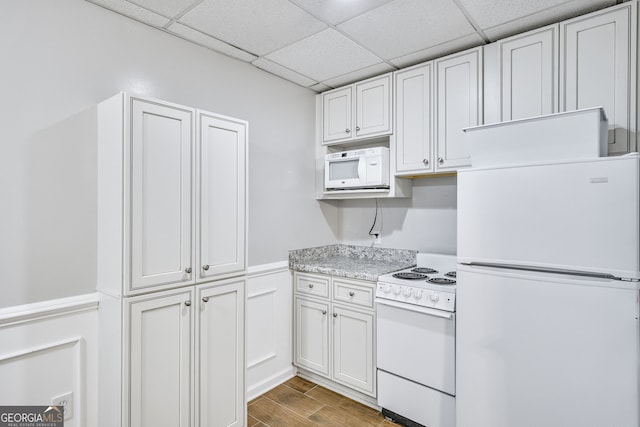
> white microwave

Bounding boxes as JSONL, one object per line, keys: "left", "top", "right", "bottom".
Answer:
{"left": 325, "top": 147, "right": 390, "bottom": 190}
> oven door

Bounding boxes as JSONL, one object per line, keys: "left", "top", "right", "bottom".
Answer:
{"left": 376, "top": 298, "right": 456, "bottom": 395}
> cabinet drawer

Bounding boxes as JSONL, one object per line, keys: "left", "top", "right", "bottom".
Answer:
{"left": 333, "top": 278, "right": 374, "bottom": 308}
{"left": 295, "top": 273, "right": 330, "bottom": 298}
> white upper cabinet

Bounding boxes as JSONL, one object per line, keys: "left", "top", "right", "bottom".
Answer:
{"left": 355, "top": 75, "right": 392, "bottom": 139}
{"left": 435, "top": 47, "right": 483, "bottom": 171}
{"left": 395, "top": 46, "right": 482, "bottom": 175}
{"left": 395, "top": 62, "right": 434, "bottom": 175}
{"left": 484, "top": 25, "right": 559, "bottom": 124}
{"left": 97, "top": 93, "right": 247, "bottom": 297}
{"left": 322, "top": 87, "right": 352, "bottom": 143}
{"left": 322, "top": 73, "right": 392, "bottom": 144}
{"left": 130, "top": 99, "right": 195, "bottom": 292}
{"left": 560, "top": 2, "right": 637, "bottom": 154}
{"left": 197, "top": 112, "right": 247, "bottom": 280}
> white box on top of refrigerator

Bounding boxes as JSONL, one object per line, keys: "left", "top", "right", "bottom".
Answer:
{"left": 463, "top": 107, "right": 608, "bottom": 168}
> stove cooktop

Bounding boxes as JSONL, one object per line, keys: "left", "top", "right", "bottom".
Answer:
{"left": 376, "top": 253, "right": 457, "bottom": 311}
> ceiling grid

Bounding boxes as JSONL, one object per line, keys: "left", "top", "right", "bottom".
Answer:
{"left": 86, "top": 0, "right": 620, "bottom": 91}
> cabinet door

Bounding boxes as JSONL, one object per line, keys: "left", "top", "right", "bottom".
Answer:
{"left": 129, "top": 288, "right": 194, "bottom": 427}
{"left": 294, "top": 297, "right": 330, "bottom": 376}
{"left": 395, "top": 63, "right": 434, "bottom": 174}
{"left": 197, "top": 279, "right": 245, "bottom": 427}
{"left": 435, "top": 47, "right": 482, "bottom": 171}
{"left": 561, "top": 3, "right": 636, "bottom": 154}
{"left": 198, "top": 112, "right": 247, "bottom": 280}
{"left": 355, "top": 74, "right": 392, "bottom": 138}
{"left": 332, "top": 306, "right": 375, "bottom": 396}
{"left": 130, "top": 98, "right": 194, "bottom": 292}
{"left": 484, "top": 25, "right": 558, "bottom": 123}
{"left": 322, "top": 87, "right": 352, "bottom": 143}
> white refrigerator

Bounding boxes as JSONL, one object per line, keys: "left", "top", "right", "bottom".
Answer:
{"left": 456, "top": 154, "right": 640, "bottom": 427}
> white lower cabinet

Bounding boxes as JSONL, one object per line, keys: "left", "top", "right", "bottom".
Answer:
{"left": 295, "top": 297, "right": 330, "bottom": 376}
{"left": 101, "top": 278, "right": 246, "bottom": 427}
{"left": 196, "top": 281, "right": 245, "bottom": 427}
{"left": 332, "top": 305, "right": 374, "bottom": 394}
{"left": 293, "top": 272, "right": 376, "bottom": 397}
{"left": 129, "top": 288, "right": 194, "bottom": 427}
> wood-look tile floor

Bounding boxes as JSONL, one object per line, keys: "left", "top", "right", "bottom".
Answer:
{"left": 248, "top": 376, "right": 401, "bottom": 427}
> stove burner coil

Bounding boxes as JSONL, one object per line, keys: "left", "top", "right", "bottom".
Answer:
{"left": 393, "top": 272, "right": 427, "bottom": 280}
{"left": 411, "top": 267, "right": 438, "bottom": 274}
{"left": 445, "top": 271, "right": 457, "bottom": 278}
{"left": 428, "top": 277, "right": 456, "bottom": 285}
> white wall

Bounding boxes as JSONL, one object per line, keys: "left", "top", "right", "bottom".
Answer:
{"left": 0, "top": 0, "right": 337, "bottom": 308}
{"left": 337, "top": 175, "right": 457, "bottom": 254}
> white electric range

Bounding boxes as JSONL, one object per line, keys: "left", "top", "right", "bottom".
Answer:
{"left": 376, "top": 253, "right": 457, "bottom": 427}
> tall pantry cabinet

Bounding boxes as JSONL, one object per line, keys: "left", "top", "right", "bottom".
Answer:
{"left": 97, "top": 92, "right": 247, "bottom": 427}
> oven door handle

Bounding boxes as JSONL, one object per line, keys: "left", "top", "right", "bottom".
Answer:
{"left": 375, "top": 298, "right": 454, "bottom": 319}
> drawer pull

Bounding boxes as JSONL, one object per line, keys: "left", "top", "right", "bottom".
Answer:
{"left": 322, "top": 310, "right": 327, "bottom": 315}
{"left": 348, "top": 291, "right": 355, "bottom": 297}
{"left": 333, "top": 313, "right": 338, "bottom": 318}
{"left": 308, "top": 283, "right": 314, "bottom": 289}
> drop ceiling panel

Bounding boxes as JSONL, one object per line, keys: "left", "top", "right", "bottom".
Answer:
{"left": 179, "top": 0, "right": 327, "bottom": 55}
{"left": 322, "top": 63, "right": 395, "bottom": 88}
{"left": 252, "top": 58, "right": 317, "bottom": 87}
{"left": 338, "top": 0, "right": 477, "bottom": 60}
{"left": 167, "top": 23, "right": 258, "bottom": 61}
{"left": 289, "top": 0, "right": 395, "bottom": 25}
{"left": 482, "top": 0, "right": 618, "bottom": 41}
{"left": 129, "top": 0, "right": 201, "bottom": 18}
{"left": 457, "top": 0, "right": 616, "bottom": 30}
{"left": 390, "top": 33, "right": 484, "bottom": 68}
{"left": 89, "top": 0, "right": 171, "bottom": 27}
{"left": 265, "top": 28, "right": 384, "bottom": 82}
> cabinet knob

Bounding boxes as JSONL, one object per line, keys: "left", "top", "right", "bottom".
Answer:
{"left": 333, "top": 313, "right": 338, "bottom": 318}
{"left": 345, "top": 128, "right": 351, "bottom": 133}
{"left": 422, "top": 159, "right": 429, "bottom": 166}
{"left": 438, "top": 157, "right": 444, "bottom": 165}
{"left": 202, "top": 264, "right": 210, "bottom": 271}
{"left": 355, "top": 126, "right": 361, "bottom": 131}
{"left": 184, "top": 301, "right": 192, "bottom": 307}
{"left": 348, "top": 291, "right": 355, "bottom": 297}
{"left": 185, "top": 267, "right": 192, "bottom": 274}
{"left": 308, "top": 283, "right": 314, "bottom": 289}
{"left": 322, "top": 310, "right": 327, "bottom": 315}
{"left": 202, "top": 296, "right": 209, "bottom": 303}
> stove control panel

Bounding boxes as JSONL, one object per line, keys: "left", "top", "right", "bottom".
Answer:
{"left": 376, "top": 283, "right": 455, "bottom": 312}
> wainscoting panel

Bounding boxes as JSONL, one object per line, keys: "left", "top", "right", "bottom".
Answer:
{"left": 0, "top": 293, "right": 99, "bottom": 427}
{"left": 246, "top": 262, "right": 295, "bottom": 400}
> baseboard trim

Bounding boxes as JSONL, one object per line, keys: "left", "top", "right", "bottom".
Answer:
{"left": 247, "top": 366, "right": 296, "bottom": 401}
{"left": 296, "top": 368, "right": 380, "bottom": 410}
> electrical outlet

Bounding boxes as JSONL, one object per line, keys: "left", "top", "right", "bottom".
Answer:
{"left": 52, "top": 391, "right": 73, "bottom": 421}
{"left": 374, "top": 234, "right": 381, "bottom": 244}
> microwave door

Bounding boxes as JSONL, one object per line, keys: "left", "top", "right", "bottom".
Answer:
{"left": 326, "top": 158, "right": 361, "bottom": 188}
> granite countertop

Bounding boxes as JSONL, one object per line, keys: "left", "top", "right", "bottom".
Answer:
{"left": 289, "top": 244, "right": 417, "bottom": 282}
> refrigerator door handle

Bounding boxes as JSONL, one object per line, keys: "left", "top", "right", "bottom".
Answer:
{"left": 462, "top": 262, "right": 621, "bottom": 281}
